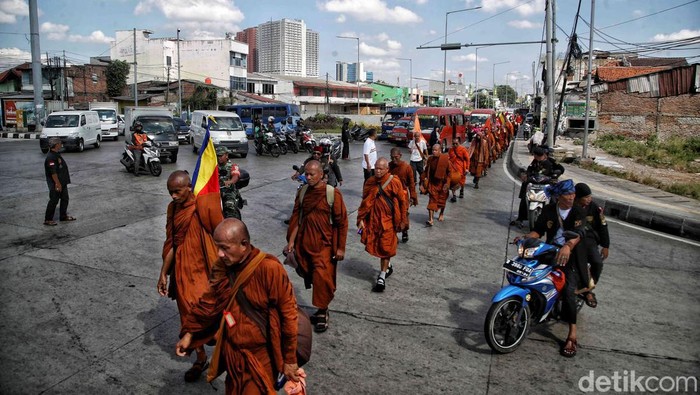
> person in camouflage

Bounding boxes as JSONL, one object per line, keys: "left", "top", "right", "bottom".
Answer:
{"left": 216, "top": 146, "right": 244, "bottom": 220}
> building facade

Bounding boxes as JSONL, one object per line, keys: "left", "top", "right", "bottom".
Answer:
{"left": 256, "top": 19, "right": 318, "bottom": 78}
{"left": 235, "top": 28, "right": 258, "bottom": 72}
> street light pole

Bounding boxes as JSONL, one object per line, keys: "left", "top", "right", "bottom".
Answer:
{"left": 492, "top": 61, "right": 509, "bottom": 109}
{"left": 337, "top": 35, "right": 360, "bottom": 115}
{"left": 177, "top": 28, "right": 181, "bottom": 117}
{"left": 443, "top": 6, "right": 481, "bottom": 106}
{"left": 397, "top": 57, "right": 412, "bottom": 105}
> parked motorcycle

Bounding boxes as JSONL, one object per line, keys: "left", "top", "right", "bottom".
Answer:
{"left": 350, "top": 125, "right": 371, "bottom": 141}
{"left": 526, "top": 173, "right": 560, "bottom": 229}
{"left": 484, "top": 231, "right": 581, "bottom": 354}
{"left": 285, "top": 129, "right": 299, "bottom": 154}
{"left": 522, "top": 123, "right": 532, "bottom": 139}
{"left": 254, "top": 130, "right": 281, "bottom": 158}
{"left": 318, "top": 135, "right": 343, "bottom": 161}
{"left": 299, "top": 129, "right": 317, "bottom": 154}
{"left": 120, "top": 141, "right": 162, "bottom": 176}
{"left": 275, "top": 130, "right": 288, "bottom": 155}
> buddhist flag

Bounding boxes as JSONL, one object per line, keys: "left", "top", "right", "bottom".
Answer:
{"left": 413, "top": 112, "right": 422, "bottom": 137}
{"left": 191, "top": 115, "right": 220, "bottom": 196}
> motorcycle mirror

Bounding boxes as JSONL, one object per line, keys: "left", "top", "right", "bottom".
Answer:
{"left": 292, "top": 165, "right": 300, "bottom": 171}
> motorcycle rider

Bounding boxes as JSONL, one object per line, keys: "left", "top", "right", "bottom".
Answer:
{"left": 253, "top": 116, "right": 264, "bottom": 154}
{"left": 216, "top": 146, "right": 244, "bottom": 220}
{"left": 292, "top": 145, "right": 343, "bottom": 187}
{"left": 511, "top": 146, "right": 565, "bottom": 228}
{"left": 129, "top": 121, "right": 148, "bottom": 177}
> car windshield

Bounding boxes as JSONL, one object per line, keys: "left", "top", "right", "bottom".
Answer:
{"left": 45, "top": 115, "right": 79, "bottom": 128}
{"left": 139, "top": 116, "right": 176, "bottom": 134}
{"left": 396, "top": 120, "right": 413, "bottom": 129}
{"left": 210, "top": 117, "right": 244, "bottom": 131}
{"left": 469, "top": 114, "right": 490, "bottom": 126}
{"left": 382, "top": 112, "right": 404, "bottom": 122}
{"left": 96, "top": 110, "right": 116, "bottom": 122}
{"left": 417, "top": 115, "right": 438, "bottom": 129}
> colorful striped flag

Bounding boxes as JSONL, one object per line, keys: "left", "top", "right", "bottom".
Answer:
{"left": 191, "top": 115, "right": 220, "bottom": 196}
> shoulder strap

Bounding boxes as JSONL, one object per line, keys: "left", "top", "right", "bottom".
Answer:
{"left": 296, "top": 184, "right": 309, "bottom": 224}
{"left": 381, "top": 175, "right": 394, "bottom": 190}
{"left": 207, "top": 251, "right": 266, "bottom": 382}
{"left": 326, "top": 184, "right": 335, "bottom": 225}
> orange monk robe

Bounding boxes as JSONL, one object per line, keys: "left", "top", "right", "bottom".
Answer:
{"left": 389, "top": 159, "right": 416, "bottom": 230}
{"left": 448, "top": 144, "right": 470, "bottom": 188}
{"left": 286, "top": 182, "right": 348, "bottom": 310}
{"left": 185, "top": 247, "right": 298, "bottom": 395}
{"left": 469, "top": 133, "right": 489, "bottom": 178}
{"left": 420, "top": 153, "right": 451, "bottom": 211}
{"left": 162, "top": 193, "right": 223, "bottom": 340}
{"left": 357, "top": 173, "right": 408, "bottom": 258}
{"left": 505, "top": 121, "right": 515, "bottom": 143}
{"left": 487, "top": 131, "right": 499, "bottom": 163}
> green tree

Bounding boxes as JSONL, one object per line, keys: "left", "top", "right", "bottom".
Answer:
{"left": 473, "top": 92, "right": 494, "bottom": 109}
{"left": 184, "top": 85, "right": 218, "bottom": 110}
{"left": 105, "top": 60, "right": 130, "bottom": 98}
{"left": 494, "top": 84, "right": 517, "bottom": 106}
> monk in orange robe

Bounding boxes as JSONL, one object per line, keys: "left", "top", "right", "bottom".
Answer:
{"left": 358, "top": 157, "right": 409, "bottom": 292}
{"left": 469, "top": 132, "right": 489, "bottom": 189}
{"left": 389, "top": 147, "right": 418, "bottom": 243}
{"left": 420, "top": 144, "right": 451, "bottom": 225}
{"left": 285, "top": 160, "right": 348, "bottom": 333}
{"left": 448, "top": 137, "right": 470, "bottom": 202}
{"left": 177, "top": 219, "right": 301, "bottom": 394}
{"left": 157, "top": 170, "right": 223, "bottom": 382}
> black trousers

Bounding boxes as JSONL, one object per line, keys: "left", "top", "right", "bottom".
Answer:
{"left": 560, "top": 262, "right": 578, "bottom": 325}
{"left": 583, "top": 237, "right": 604, "bottom": 283}
{"left": 410, "top": 160, "right": 424, "bottom": 185}
{"left": 341, "top": 138, "right": 349, "bottom": 159}
{"left": 363, "top": 168, "right": 374, "bottom": 181}
{"left": 45, "top": 183, "right": 69, "bottom": 221}
{"left": 516, "top": 182, "right": 528, "bottom": 221}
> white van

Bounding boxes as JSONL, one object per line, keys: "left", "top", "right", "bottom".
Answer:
{"left": 190, "top": 110, "right": 248, "bottom": 158}
{"left": 39, "top": 110, "right": 102, "bottom": 153}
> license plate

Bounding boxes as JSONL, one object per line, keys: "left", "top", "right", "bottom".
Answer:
{"left": 503, "top": 259, "right": 534, "bottom": 277}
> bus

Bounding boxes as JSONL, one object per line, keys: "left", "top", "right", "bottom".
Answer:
{"left": 221, "top": 103, "right": 301, "bottom": 137}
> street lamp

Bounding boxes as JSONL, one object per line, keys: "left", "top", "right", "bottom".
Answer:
{"left": 396, "top": 57, "right": 412, "bottom": 105}
{"left": 337, "top": 35, "right": 360, "bottom": 115}
{"left": 473, "top": 46, "right": 490, "bottom": 109}
{"left": 492, "top": 61, "right": 509, "bottom": 109}
{"left": 443, "top": 6, "right": 481, "bottom": 106}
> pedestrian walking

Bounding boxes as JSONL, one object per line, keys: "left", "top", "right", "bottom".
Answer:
{"left": 420, "top": 144, "right": 451, "bottom": 226}
{"left": 362, "top": 129, "right": 378, "bottom": 181}
{"left": 389, "top": 147, "right": 417, "bottom": 243}
{"left": 44, "top": 138, "right": 75, "bottom": 225}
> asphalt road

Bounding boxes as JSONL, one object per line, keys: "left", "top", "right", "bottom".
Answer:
{"left": 0, "top": 137, "right": 698, "bottom": 394}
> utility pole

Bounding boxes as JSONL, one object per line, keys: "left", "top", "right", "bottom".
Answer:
{"left": 29, "top": 0, "right": 44, "bottom": 127}
{"left": 165, "top": 65, "right": 170, "bottom": 105}
{"left": 582, "top": 0, "right": 595, "bottom": 158}
{"left": 325, "top": 72, "right": 330, "bottom": 114}
{"left": 545, "top": 0, "right": 555, "bottom": 148}
{"left": 133, "top": 28, "right": 138, "bottom": 107}
{"left": 63, "top": 51, "right": 68, "bottom": 109}
{"left": 177, "top": 28, "right": 182, "bottom": 117}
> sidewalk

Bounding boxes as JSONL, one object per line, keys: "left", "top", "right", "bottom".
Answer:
{"left": 507, "top": 138, "right": 700, "bottom": 241}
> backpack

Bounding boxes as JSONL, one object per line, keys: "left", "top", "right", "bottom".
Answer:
{"left": 297, "top": 184, "right": 335, "bottom": 224}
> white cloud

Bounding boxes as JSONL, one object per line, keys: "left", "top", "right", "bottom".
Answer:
{"left": 429, "top": 30, "right": 436, "bottom": 35}
{"left": 363, "top": 57, "right": 400, "bottom": 72}
{"left": 632, "top": 9, "right": 643, "bottom": 17}
{"left": 41, "top": 22, "right": 113, "bottom": 43}
{"left": 360, "top": 42, "right": 387, "bottom": 57}
{"left": 0, "top": 47, "right": 31, "bottom": 69}
{"left": 452, "top": 53, "right": 488, "bottom": 62}
{"left": 0, "top": 0, "right": 28, "bottom": 24}
{"left": 376, "top": 32, "right": 390, "bottom": 42}
{"left": 651, "top": 29, "right": 700, "bottom": 42}
{"left": 386, "top": 39, "right": 402, "bottom": 51}
{"left": 318, "top": 0, "right": 421, "bottom": 23}
{"left": 134, "top": 0, "right": 245, "bottom": 36}
{"left": 415, "top": 0, "right": 428, "bottom": 4}
{"left": 508, "top": 20, "right": 539, "bottom": 29}
{"left": 479, "top": 0, "right": 545, "bottom": 17}
{"left": 336, "top": 14, "right": 346, "bottom": 23}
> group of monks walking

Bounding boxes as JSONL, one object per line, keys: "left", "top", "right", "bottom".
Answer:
{"left": 153, "top": 113, "right": 518, "bottom": 394}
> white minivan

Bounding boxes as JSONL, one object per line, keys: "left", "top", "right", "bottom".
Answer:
{"left": 189, "top": 110, "right": 248, "bottom": 158}
{"left": 40, "top": 110, "right": 101, "bottom": 153}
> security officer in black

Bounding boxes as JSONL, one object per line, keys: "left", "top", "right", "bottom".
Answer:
{"left": 575, "top": 183, "right": 610, "bottom": 308}
{"left": 44, "top": 138, "right": 75, "bottom": 225}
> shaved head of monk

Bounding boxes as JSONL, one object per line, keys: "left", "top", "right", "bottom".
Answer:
{"left": 374, "top": 157, "right": 389, "bottom": 179}
{"left": 167, "top": 170, "right": 193, "bottom": 204}
{"left": 304, "top": 160, "right": 324, "bottom": 187}
{"left": 214, "top": 218, "right": 252, "bottom": 266}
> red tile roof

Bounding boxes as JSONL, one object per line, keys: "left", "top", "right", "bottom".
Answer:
{"left": 595, "top": 66, "right": 669, "bottom": 82}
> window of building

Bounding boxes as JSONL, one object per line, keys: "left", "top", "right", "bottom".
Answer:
{"left": 299, "top": 88, "right": 308, "bottom": 96}
{"left": 230, "top": 52, "right": 248, "bottom": 68}
{"left": 313, "top": 88, "right": 321, "bottom": 97}
{"left": 247, "top": 83, "right": 255, "bottom": 93}
{"left": 166, "top": 56, "right": 172, "bottom": 66}
{"left": 262, "top": 83, "right": 274, "bottom": 95}
{"left": 230, "top": 76, "right": 246, "bottom": 91}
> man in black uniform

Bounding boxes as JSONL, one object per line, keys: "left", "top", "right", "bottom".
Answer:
{"left": 516, "top": 179, "right": 588, "bottom": 358}
{"left": 575, "top": 183, "right": 610, "bottom": 308}
{"left": 341, "top": 117, "right": 351, "bottom": 160}
{"left": 44, "top": 138, "right": 75, "bottom": 225}
{"left": 511, "top": 146, "right": 565, "bottom": 228}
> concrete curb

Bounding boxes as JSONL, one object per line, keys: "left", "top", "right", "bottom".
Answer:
{"left": 506, "top": 142, "right": 700, "bottom": 242}
{"left": 1, "top": 132, "right": 40, "bottom": 139}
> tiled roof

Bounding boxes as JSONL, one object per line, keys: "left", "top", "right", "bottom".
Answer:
{"left": 627, "top": 57, "right": 687, "bottom": 68}
{"left": 595, "top": 66, "right": 668, "bottom": 82}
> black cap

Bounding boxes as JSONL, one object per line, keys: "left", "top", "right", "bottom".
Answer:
{"left": 575, "top": 183, "right": 592, "bottom": 199}
{"left": 533, "top": 146, "right": 545, "bottom": 156}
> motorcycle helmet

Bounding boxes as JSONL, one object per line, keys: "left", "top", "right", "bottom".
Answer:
{"left": 133, "top": 121, "right": 143, "bottom": 132}
{"left": 268, "top": 116, "right": 275, "bottom": 123}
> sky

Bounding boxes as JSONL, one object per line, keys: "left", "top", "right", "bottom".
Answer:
{"left": 0, "top": 0, "right": 698, "bottom": 97}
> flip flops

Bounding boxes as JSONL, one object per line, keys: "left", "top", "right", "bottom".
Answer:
{"left": 43, "top": 220, "right": 57, "bottom": 226}
{"left": 561, "top": 338, "right": 577, "bottom": 358}
{"left": 313, "top": 311, "right": 329, "bottom": 333}
{"left": 60, "top": 216, "right": 76, "bottom": 222}
{"left": 585, "top": 292, "right": 598, "bottom": 308}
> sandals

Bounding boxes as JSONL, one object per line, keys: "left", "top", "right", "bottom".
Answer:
{"left": 438, "top": 215, "right": 445, "bottom": 222}
{"left": 184, "top": 359, "right": 209, "bottom": 382}
{"left": 60, "top": 216, "right": 76, "bottom": 222}
{"left": 401, "top": 232, "right": 409, "bottom": 243}
{"left": 585, "top": 292, "right": 598, "bottom": 308}
{"left": 561, "top": 338, "right": 577, "bottom": 358}
{"left": 425, "top": 220, "right": 433, "bottom": 227}
{"left": 372, "top": 276, "right": 385, "bottom": 293}
{"left": 313, "top": 311, "right": 329, "bottom": 333}
{"left": 43, "top": 220, "right": 57, "bottom": 226}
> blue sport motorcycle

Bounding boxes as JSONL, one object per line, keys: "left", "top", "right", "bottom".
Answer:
{"left": 484, "top": 231, "right": 581, "bottom": 354}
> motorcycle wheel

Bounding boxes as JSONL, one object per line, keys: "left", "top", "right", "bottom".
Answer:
{"left": 484, "top": 296, "right": 530, "bottom": 354}
{"left": 270, "top": 145, "right": 281, "bottom": 158}
{"left": 528, "top": 207, "right": 541, "bottom": 230}
{"left": 291, "top": 144, "right": 298, "bottom": 154}
{"left": 306, "top": 144, "right": 314, "bottom": 154}
{"left": 149, "top": 161, "right": 162, "bottom": 176}
{"left": 279, "top": 143, "right": 288, "bottom": 155}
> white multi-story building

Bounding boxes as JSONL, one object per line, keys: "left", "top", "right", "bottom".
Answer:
{"left": 256, "top": 19, "right": 318, "bottom": 78}
{"left": 110, "top": 29, "right": 248, "bottom": 92}
{"left": 336, "top": 62, "right": 370, "bottom": 83}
